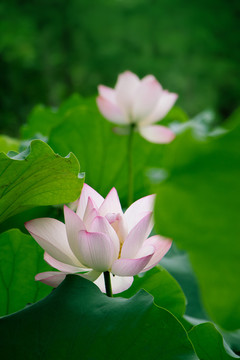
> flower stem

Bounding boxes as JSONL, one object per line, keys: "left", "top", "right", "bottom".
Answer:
{"left": 127, "top": 124, "right": 135, "bottom": 207}
{"left": 104, "top": 271, "right": 113, "bottom": 297}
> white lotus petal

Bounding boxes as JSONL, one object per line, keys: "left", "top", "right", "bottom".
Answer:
{"left": 94, "top": 273, "right": 133, "bottom": 294}
{"left": 141, "top": 235, "right": 172, "bottom": 272}
{"left": 64, "top": 205, "right": 86, "bottom": 264}
{"left": 139, "top": 125, "right": 175, "bottom": 144}
{"left": 132, "top": 75, "right": 162, "bottom": 121}
{"left": 121, "top": 212, "right": 153, "bottom": 259}
{"left": 35, "top": 271, "right": 67, "bottom": 287}
{"left": 124, "top": 194, "right": 155, "bottom": 232}
{"left": 115, "top": 71, "right": 140, "bottom": 119}
{"left": 35, "top": 270, "right": 101, "bottom": 287}
{"left": 77, "top": 230, "right": 115, "bottom": 271}
{"left": 112, "top": 251, "right": 154, "bottom": 276}
{"left": 99, "top": 187, "right": 123, "bottom": 216}
{"left": 98, "top": 85, "right": 117, "bottom": 104}
{"left": 83, "top": 197, "right": 99, "bottom": 230}
{"left": 77, "top": 183, "right": 104, "bottom": 219}
{"left": 97, "top": 96, "right": 126, "bottom": 124}
{"left": 44, "top": 252, "right": 86, "bottom": 273}
{"left": 142, "top": 91, "right": 178, "bottom": 125}
{"left": 90, "top": 216, "right": 120, "bottom": 260}
{"left": 107, "top": 213, "right": 128, "bottom": 245}
{"left": 25, "top": 218, "right": 81, "bottom": 267}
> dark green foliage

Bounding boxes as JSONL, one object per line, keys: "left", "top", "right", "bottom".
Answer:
{"left": 118, "top": 265, "right": 186, "bottom": 317}
{"left": 0, "top": 229, "right": 52, "bottom": 316}
{"left": 189, "top": 323, "right": 239, "bottom": 360}
{"left": 0, "top": 275, "right": 196, "bottom": 360}
{"left": 155, "top": 119, "right": 240, "bottom": 330}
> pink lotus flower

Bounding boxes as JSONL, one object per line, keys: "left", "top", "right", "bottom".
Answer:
{"left": 97, "top": 71, "right": 178, "bottom": 144}
{"left": 25, "top": 184, "right": 172, "bottom": 294}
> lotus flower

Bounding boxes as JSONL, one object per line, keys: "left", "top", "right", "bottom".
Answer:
{"left": 97, "top": 71, "right": 178, "bottom": 144}
{"left": 25, "top": 184, "right": 172, "bottom": 294}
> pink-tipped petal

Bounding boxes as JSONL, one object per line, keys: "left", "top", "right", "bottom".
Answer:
{"left": 90, "top": 216, "right": 120, "bottom": 259}
{"left": 25, "top": 218, "right": 80, "bottom": 267}
{"left": 143, "top": 91, "right": 178, "bottom": 125}
{"left": 139, "top": 125, "right": 175, "bottom": 144}
{"left": 121, "top": 212, "right": 153, "bottom": 259}
{"left": 64, "top": 205, "right": 86, "bottom": 263}
{"left": 77, "top": 231, "right": 115, "bottom": 272}
{"left": 83, "top": 197, "right": 99, "bottom": 230}
{"left": 124, "top": 194, "right": 155, "bottom": 232}
{"left": 115, "top": 71, "right": 140, "bottom": 117}
{"left": 35, "top": 271, "right": 67, "bottom": 287}
{"left": 96, "top": 96, "right": 126, "bottom": 124}
{"left": 141, "top": 235, "right": 172, "bottom": 272}
{"left": 77, "top": 184, "right": 104, "bottom": 219}
{"left": 99, "top": 187, "right": 123, "bottom": 217}
{"left": 98, "top": 85, "right": 117, "bottom": 104}
{"left": 35, "top": 270, "right": 101, "bottom": 288}
{"left": 94, "top": 273, "right": 133, "bottom": 294}
{"left": 111, "top": 251, "right": 154, "bottom": 276}
{"left": 44, "top": 252, "right": 86, "bottom": 273}
{"left": 132, "top": 75, "right": 162, "bottom": 121}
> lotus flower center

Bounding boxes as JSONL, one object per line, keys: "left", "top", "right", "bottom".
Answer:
{"left": 105, "top": 212, "right": 127, "bottom": 249}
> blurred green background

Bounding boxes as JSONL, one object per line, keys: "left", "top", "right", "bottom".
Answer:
{"left": 1, "top": 0, "right": 239, "bottom": 136}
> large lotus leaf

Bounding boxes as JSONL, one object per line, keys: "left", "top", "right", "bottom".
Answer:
{"left": 0, "top": 275, "right": 197, "bottom": 360}
{"left": 48, "top": 99, "right": 185, "bottom": 206}
{"left": 0, "top": 139, "right": 83, "bottom": 224}
{"left": 155, "top": 122, "right": 240, "bottom": 330}
{"left": 160, "top": 250, "right": 209, "bottom": 320}
{"left": 119, "top": 265, "right": 186, "bottom": 318}
{"left": 0, "top": 229, "right": 52, "bottom": 316}
{"left": 188, "top": 323, "right": 240, "bottom": 359}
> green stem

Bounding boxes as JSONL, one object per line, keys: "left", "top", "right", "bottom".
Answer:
{"left": 127, "top": 124, "right": 135, "bottom": 207}
{"left": 104, "top": 271, "right": 113, "bottom": 297}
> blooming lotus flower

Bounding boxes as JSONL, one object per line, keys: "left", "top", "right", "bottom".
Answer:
{"left": 97, "top": 71, "right": 178, "bottom": 144}
{"left": 25, "top": 184, "right": 172, "bottom": 294}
